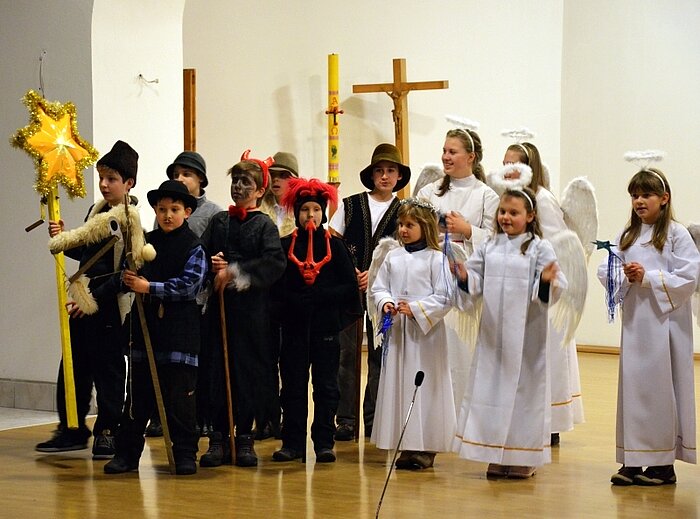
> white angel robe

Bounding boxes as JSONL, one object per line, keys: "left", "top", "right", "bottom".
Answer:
{"left": 597, "top": 222, "right": 699, "bottom": 466}
{"left": 417, "top": 175, "right": 500, "bottom": 410}
{"left": 453, "top": 233, "right": 566, "bottom": 467}
{"left": 370, "top": 247, "right": 456, "bottom": 452}
{"left": 536, "top": 188, "right": 585, "bottom": 432}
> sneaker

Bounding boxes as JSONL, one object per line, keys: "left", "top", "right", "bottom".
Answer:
{"left": 92, "top": 432, "right": 115, "bottom": 460}
{"left": 145, "top": 418, "right": 163, "bottom": 438}
{"left": 634, "top": 465, "right": 676, "bottom": 486}
{"left": 610, "top": 465, "right": 643, "bottom": 486}
{"left": 507, "top": 465, "right": 536, "bottom": 479}
{"left": 104, "top": 456, "right": 138, "bottom": 474}
{"left": 315, "top": 448, "right": 336, "bottom": 463}
{"left": 551, "top": 433, "right": 560, "bottom": 446}
{"left": 408, "top": 451, "right": 436, "bottom": 470}
{"left": 272, "top": 447, "right": 304, "bottom": 462}
{"left": 35, "top": 427, "right": 89, "bottom": 453}
{"left": 334, "top": 423, "right": 355, "bottom": 442}
{"left": 486, "top": 463, "right": 508, "bottom": 478}
{"left": 395, "top": 450, "right": 415, "bottom": 470}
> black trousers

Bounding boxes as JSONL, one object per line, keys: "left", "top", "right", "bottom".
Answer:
{"left": 115, "top": 361, "right": 198, "bottom": 463}
{"left": 336, "top": 314, "right": 381, "bottom": 431}
{"left": 56, "top": 313, "right": 126, "bottom": 436}
{"left": 279, "top": 327, "right": 340, "bottom": 452}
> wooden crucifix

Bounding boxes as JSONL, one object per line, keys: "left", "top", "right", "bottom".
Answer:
{"left": 353, "top": 58, "right": 448, "bottom": 198}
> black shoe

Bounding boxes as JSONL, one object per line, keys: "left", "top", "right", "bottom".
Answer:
{"left": 610, "top": 465, "right": 642, "bottom": 486}
{"left": 235, "top": 434, "right": 258, "bottom": 467}
{"left": 551, "top": 433, "right": 560, "bottom": 446}
{"left": 175, "top": 458, "right": 197, "bottom": 475}
{"left": 395, "top": 450, "right": 415, "bottom": 470}
{"left": 36, "top": 427, "right": 89, "bottom": 453}
{"left": 145, "top": 418, "right": 163, "bottom": 438}
{"left": 92, "top": 432, "right": 115, "bottom": 459}
{"left": 200, "top": 423, "right": 213, "bottom": 437}
{"left": 200, "top": 432, "right": 232, "bottom": 467}
{"left": 272, "top": 447, "right": 303, "bottom": 462}
{"left": 315, "top": 448, "right": 336, "bottom": 463}
{"left": 104, "top": 456, "right": 138, "bottom": 474}
{"left": 334, "top": 423, "right": 354, "bottom": 441}
{"left": 634, "top": 465, "right": 676, "bottom": 486}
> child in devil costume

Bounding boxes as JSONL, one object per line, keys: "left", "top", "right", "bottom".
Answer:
{"left": 271, "top": 178, "right": 362, "bottom": 463}
{"left": 200, "top": 151, "right": 286, "bottom": 468}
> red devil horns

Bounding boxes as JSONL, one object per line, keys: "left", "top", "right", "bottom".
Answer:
{"left": 240, "top": 149, "right": 273, "bottom": 189}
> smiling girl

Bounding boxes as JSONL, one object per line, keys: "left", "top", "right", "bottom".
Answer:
{"left": 598, "top": 168, "right": 700, "bottom": 486}
{"left": 452, "top": 188, "right": 566, "bottom": 479}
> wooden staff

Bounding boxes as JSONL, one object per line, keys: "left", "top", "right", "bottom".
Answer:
{"left": 354, "top": 316, "right": 363, "bottom": 442}
{"left": 218, "top": 287, "right": 237, "bottom": 462}
{"left": 123, "top": 197, "right": 175, "bottom": 474}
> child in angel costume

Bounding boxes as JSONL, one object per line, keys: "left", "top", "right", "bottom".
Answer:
{"left": 415, "top": 120, "right": 500, "bottom": 411}
{"left": 598, "top": 157, "right": 699, "bottom": 486}
{"left": 271, "top": 178, "right": 362, "bottom": 463}
{"left": 452, "top": 187, "right": 567, "bottom": 479}
{"left": 368, "top": 198, "right": 455, "bottom": 470}
{"left": 488, "top": 130, "right": 596, "bottom": 446}
{"left": 199, "top": 152, "right": 286, "bottom": 468}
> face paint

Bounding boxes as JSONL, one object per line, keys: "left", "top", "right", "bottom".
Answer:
{"left": 230, "top": 172, "right": 259, "bottom": 207}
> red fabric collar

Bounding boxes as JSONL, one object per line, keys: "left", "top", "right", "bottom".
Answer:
{"left": 228, "top": 205, "right": 248, "bottom": 221}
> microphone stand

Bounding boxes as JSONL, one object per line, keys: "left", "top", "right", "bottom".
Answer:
{"left": 375, "top": 371, "right": 424, "bottom": 518}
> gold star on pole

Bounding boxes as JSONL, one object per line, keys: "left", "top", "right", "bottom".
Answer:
{"left": 10, "top": 89, "right": 98, "bottom": 198}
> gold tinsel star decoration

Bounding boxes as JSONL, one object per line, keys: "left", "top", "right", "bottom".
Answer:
{"left": 10, "top": 89, "right": 98, "bottom": 198}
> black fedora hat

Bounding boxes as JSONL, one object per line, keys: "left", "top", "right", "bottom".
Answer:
{"left": 147, "top": 180, "right": 197, "bottom": 212}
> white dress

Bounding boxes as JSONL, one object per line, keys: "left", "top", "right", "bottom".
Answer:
{"left": 453, "top": 233, "right": 566, "bottom": 467}
{"left": 370, "top": 247, "right": 456, "bottom": 452}
{"left": 417, "top": 175, "right": 500, "bottom": 411}
{"left": 597, "top": 222, "right": 699, "bottom": 466}
{"left": 536, "top": 188, "right": 585, "bottom": 432}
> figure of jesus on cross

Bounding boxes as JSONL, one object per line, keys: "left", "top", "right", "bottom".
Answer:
{"left": 353, "top": 58, "right": 448, "bottom": 198}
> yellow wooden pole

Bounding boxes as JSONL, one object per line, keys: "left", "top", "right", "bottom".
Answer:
{"left": 46, "top": 186, "right": 79, "bottom": 429}
{"left": 327, "top": 53, "right": 342, "bottom": 184}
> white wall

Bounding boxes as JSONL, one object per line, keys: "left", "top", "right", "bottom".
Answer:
{"left": 561, "top": 0, "right": 700, "bottom": 349}
{"left": 1, "top": 0, "right": 185, "bottom": 387}
{"left": 183, "top": 0, "right": 564, "bottom": 207}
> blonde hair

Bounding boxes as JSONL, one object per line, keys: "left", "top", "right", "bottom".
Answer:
{"left": 437, "top": 129, "right": 485, "bottom": 196}
{"left": 397, "top": 198, "right": 440, "bottom": 251}
{"left": 619, "top": 168, "right": 673, "bottom": 251}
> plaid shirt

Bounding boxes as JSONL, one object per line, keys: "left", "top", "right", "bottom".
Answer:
{"left": 148, "top": 245, "right": 208, "bottom": 301}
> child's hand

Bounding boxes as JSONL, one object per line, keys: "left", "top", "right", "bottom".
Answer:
{"left": 356, "top": 269, "right": 369, "bottom": 292}
{"left": 65, "top": 301, "right": 85, "bottom": 319}
{"left": 48, "top": 219, "right": 64, "bottom": 237}
{"left": 541, "top": 262, "right": 559, "bottom": 283}
{"left": 211, "top": 252, "right": 228, "bottom": 273}
{"left": 445, "top": 211, "right": 472, "bottom": 239}
{"left": 623, "top": 262, "right": 645, "bottom": 283}
{"left": 123, "top": 269, "right": 150, "bottom": 294}
{"left": 383, "top": 302, "right": 397, "bottom": 316}
{"left": 214, "top": 268, "right": 233, "bottom": 292}
{"left": 450, "top": 261, "right": 468, "bottom": 282}
{"left": 396, "top": 300, "right": 414, "bottom": 318}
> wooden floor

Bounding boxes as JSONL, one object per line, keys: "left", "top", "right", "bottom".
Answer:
{"left": 1, "top": 353, "right": 698, "bottom": 518}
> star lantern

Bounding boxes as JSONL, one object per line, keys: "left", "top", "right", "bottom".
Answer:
{"left": 10, "top": 89, "right": 98, "bottom": 199}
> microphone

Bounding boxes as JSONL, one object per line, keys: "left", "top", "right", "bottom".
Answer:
{"left": 375, "top": 370, "right": 425, "bottom": 519}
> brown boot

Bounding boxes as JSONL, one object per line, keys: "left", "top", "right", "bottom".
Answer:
{"left": 487, "top": 463, "right": 508, "bottom": 478}
{"left": 408, "top": 451, "right": 436, "bottom": 469}
{"left": 507, "top": 465, "right": 536, "bottom": 478}
{"left": 235, "top": 434, "right": 258, "bottom": 467}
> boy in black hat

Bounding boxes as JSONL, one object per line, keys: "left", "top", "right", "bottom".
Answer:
{"left": 328, "top": 143, "right": 411, "bottom": 441}
{"left": 271, "top": 178, "right": 362, "bottom": 463}
{"left": 145, "top": 151, "right": 222, "bottom": 438}
{"left": 37, "top": 140, "right": 139, "bottom": 460}
{"left": 104, "top": 180, "right": 208, "bottom": 475}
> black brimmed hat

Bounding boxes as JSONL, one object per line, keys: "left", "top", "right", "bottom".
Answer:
{"left": 147, "top": 180, "right": 197, "bottom": 212}
{"left": 166, "top": 151, "right": 208, "bottom": 188}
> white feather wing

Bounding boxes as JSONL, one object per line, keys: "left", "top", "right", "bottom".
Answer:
{"left": 549, "top": 230, "right": 588, "bottom": 344}
{"left": 366, "top": 237, "right": 401, "bottom": 347}
{"left": 686, "top": 224, "right": 700, "bottom": 322}
{"left": 561, "top": 177, "right": 598, "bottom": 260}
{"left": 413, "top": 164, "right": 444, "bottom": 197}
